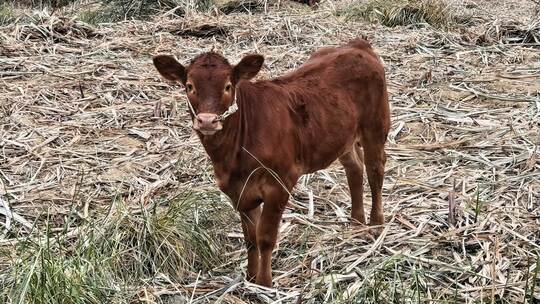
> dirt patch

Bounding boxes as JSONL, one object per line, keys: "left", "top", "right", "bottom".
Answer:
{"left": 171, "top": 24, "right": 229, "bottom": 38}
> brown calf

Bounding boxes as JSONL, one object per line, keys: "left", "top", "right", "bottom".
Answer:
{"left": 153, "top": 38, "right": 391, "bottom": 287}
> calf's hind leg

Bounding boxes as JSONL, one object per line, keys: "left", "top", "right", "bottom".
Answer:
{"left": 361, "top": 131, "right": 387, "bottom": 226}
{"left": 339, "top": 143, "right": 366, "bottom": 224}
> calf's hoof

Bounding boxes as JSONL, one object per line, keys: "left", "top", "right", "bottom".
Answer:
{"left": 368, "top": 225, "right": 384, "bottom": 238}
{"left": 369, "top": 214, "right": 385, "bottom": 237}
{"left": 255, "top": 275, "right": 272, "bottom": 287}
{"left": 350, "top": 216, "right": 366, "bottom": 226}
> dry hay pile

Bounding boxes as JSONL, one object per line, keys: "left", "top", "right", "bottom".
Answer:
{"left": 0, "top": 1, "right": 539, "bottom": 303}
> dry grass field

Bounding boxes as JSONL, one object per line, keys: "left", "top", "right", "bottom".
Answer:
{"left": 0, "top": 0, "right": 539, "bottom": 303}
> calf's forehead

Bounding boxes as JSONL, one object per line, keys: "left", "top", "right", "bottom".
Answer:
{"left": 187, "top": 67, "right": 232, "bottom": 85}
{"left": 186, "top": 52, "right": 233, "bottom": 83}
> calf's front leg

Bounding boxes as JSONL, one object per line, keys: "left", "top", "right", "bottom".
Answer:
{"left": 256, "top": 189, "right": 287, "bottom": 287}
{"left": 240, "top": 206, "right": 261, "bottom": 282}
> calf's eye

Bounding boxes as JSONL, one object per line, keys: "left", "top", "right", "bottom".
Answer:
{"left": 186, "top": 83, "right": 194, "bottom": 93}
{"left": 225, "top": 83, "right": 232, "bottom": 92}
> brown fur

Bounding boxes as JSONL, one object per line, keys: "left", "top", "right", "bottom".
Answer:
{"left": 153, "top": 38, "right": 391, "bottom": 287}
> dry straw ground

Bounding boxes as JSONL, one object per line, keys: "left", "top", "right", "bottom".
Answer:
{"left": 0, "top": 0, "right": 539, "bottom": 303}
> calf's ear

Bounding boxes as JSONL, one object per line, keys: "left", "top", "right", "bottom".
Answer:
{"left": 233, "top": 54, "right": 264, "bottom": 82}
{"left": 153, "top": 55, "right": 187, "bottom": 84}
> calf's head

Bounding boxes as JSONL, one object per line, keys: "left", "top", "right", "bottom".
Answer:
{"left": 153, "top": 52, "right": 264, "bottom": 136}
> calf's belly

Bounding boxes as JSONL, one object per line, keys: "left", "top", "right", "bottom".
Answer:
{"left": 303, "top": 130, "right": 356, "bottom": 173}
{"left": 302, "top": 93, "right": 360, "bottom": 169}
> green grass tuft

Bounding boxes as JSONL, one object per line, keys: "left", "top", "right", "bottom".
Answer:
{"left": 101, "top": 195, "right": 224, "bottom": 281}
{"left": 0, "top": 3, "right": 14, "bottom": 25}
{"left": 78, "top": 0, "right": 214, "bottom": 24}
{"left": 1, "top": 220, "right": 126, "bottom": 303}
{"left": 0, "top": 192, "right": 228, "bottom": 303}
{"left": 4, "top": 0, "right": 79, "bottom": 9}
{"left": 338, "top": 0, "right": 465, "bottom": 29}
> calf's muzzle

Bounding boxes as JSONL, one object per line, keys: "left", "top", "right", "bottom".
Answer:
{"left": 193, "top": 113, "right": 222, "bottom": 135}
